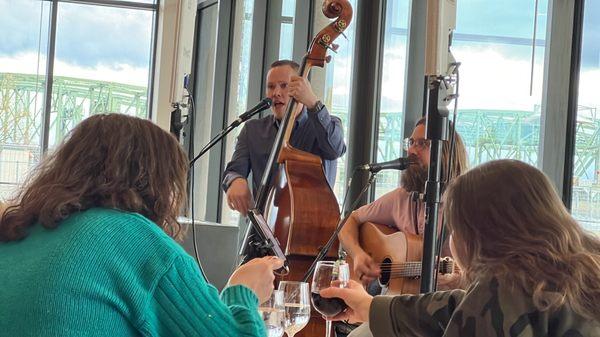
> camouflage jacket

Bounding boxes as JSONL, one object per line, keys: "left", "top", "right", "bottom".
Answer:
{"left": 369, "top": 276, "right": 600, "bottom": 337}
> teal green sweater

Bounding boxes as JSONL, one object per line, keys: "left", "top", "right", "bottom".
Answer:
{"left": 0, "top": 208, "right": 266, "bottom": 337}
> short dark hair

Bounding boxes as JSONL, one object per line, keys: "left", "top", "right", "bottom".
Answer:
{"left": 270, "top": 59, "right": 300, "bottom": 72}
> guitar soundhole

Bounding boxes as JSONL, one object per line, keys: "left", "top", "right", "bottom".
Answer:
{"left": 378, "top": 257, "right": 392, "bottom": 286}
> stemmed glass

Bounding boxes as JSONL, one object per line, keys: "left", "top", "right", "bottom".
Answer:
{"left": 258, "top": 289, "right": 285, "bottom": 337}
{"left": 311, "top": 261, "right": 350, "bottom": 337}
{"left": 278, "top": 281, "right": 311, "bottom": 337}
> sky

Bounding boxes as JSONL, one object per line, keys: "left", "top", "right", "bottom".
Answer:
{"left": 0, "top": 0, "right": 598, "bottom": 102}
{"left": 0, "top": 0, "right": 153, "bottom": 86}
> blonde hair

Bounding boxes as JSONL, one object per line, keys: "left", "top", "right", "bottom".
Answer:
{"left": 444, "top": 159, "right": 600, "bottom": 319}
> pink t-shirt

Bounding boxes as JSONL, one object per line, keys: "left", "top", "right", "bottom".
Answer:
{"left": 353, "top": 187, "right": 451, "bottom": 256}
{"left": 354, "top": 187, "right": 425, "bottom": 235}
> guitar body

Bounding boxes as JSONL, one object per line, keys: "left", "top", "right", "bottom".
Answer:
{"left": 348, "top": 222, "right": 425, "bottom": 295}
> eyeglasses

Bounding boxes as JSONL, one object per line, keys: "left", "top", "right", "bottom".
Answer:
{"left": 403, "top": 137, "right": 430, "bottom": 151}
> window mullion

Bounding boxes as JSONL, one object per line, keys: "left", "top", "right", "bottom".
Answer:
{"left": 41, "top": 0, "right": 59, "bottom": 154}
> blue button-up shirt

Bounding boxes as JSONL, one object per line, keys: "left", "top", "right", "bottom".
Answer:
{"left": 222, "top": 106, "right": 346, "bottom": 194}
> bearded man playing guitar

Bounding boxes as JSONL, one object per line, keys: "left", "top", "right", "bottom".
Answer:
{"left": 338, "top": 117, "right": 468, "bottom": 290}
{"left": 337, "top": 118, "right": 468, "bottom": 337}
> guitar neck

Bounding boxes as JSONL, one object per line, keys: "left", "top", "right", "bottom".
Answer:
{"left": 385, "top": 259, "right": 453, "bottom": 278}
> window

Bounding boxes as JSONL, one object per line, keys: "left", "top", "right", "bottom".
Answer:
{"left": 0, "top": 0, "right": 50, "bottom": 200}
{"left": 221, "top": 0, "right": 255, "bottom": 226}
{"left": 571, "top": 0, "right": 600, "bottom": 234}
{"left": 313, "top": 0, "right": 357, "bottom": 203}
{"left": 453, "top": 0, "right": 548, "bottom": 168}
{"left": 113, "top": 0, "right": 156, "bottom": 3}
{"left": 0, "top": 0, "right": 157, "bottom": 201}
{"left": 49, "top": 2, "right": 154, "bottom": 147}
{"left": 374, "top": 0, "right": 410, "bottom": 199}
{"left": 279, "top": 0, "right": 296, "bottom": 59}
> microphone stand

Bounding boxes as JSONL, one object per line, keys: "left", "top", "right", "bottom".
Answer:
{"left": 186, "top": 107, "right": 265, "bottom": 281}
{"left": 190, "top": 118, "right": 247, "bottom": 167}
{"left": 420, "top": 74, "right": 453, "bottom": 293}
{"left": 301, "top": 172, "right": 378, "bottom": 282}
{"left": 189, "top": 98, "right": 271, "bottom": 167}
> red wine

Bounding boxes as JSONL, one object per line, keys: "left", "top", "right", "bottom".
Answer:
{"left": 311, "top": 292, "right": 347, "bottom": 317}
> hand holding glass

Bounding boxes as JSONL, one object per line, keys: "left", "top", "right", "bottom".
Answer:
{"left": 311, "top": 261, "right": 350, "bottom": 337}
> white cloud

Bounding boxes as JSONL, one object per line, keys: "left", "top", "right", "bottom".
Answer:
{"left": 0, "top": 51, "right": 149, "bottom": 87}
{"left": 454, "top": 46, "right": 544, "bottom": 111}
{"left": 578, "top": 68, "right": 600, "bottom": 112}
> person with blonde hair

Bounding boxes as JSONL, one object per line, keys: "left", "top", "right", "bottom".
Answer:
{"left": 0, "top": 113, "right": 282, "bottom": 337}
{"left": 322, "top": 159, "right": 600, "bottom": 336}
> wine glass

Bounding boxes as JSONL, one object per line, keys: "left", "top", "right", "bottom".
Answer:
{"left": 258, "top": 290, "right": 285, "bottom": 337}
{"left": 311, "top": 261, "right": 350, "bottom": 337}
{"left": 278, "top": 281, "right": 311, "bottom": 337}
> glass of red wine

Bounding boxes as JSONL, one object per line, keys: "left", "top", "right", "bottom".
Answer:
{"left": 311, "top": 260, "right": 350, "bottom": 337}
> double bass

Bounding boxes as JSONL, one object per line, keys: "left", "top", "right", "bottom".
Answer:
{"left": 250, "top": 1, "right": 353, "bottom": 336}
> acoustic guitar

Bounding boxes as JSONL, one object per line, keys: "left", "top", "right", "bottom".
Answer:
{"left": 346, "top": 222, "right": 454, "bottom": 295}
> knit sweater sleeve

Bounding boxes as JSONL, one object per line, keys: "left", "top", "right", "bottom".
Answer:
{"left": 139, "top": 254, "right": 265, "bottom": 337}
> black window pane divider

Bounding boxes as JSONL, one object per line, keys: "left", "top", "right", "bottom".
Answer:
{"left": 41, "top": 0, "right": 58, "bottom": 153}
{"left": 562, "top": 0, "right": 585, "bottom": 209}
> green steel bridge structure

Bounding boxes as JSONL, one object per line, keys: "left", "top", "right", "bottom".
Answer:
{"left": 374, "top": 107, "right": 600, "bottom": 230}
{"left": 0, "top": 72, "right": 147, "bottom": 197}
{"left": 1, "top": 72, "right": 599, "bottom": 231}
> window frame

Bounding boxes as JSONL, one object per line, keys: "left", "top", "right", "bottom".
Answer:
{"left": 188, "top": 0, "right": 591, "bottom": 227}
{"left": 39, "top": 0, "right": 159, "bottom": 153}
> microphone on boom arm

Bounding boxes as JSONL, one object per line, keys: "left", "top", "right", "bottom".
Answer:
{"left": 189, "top": 97, "right": 272, "bottom": 167}
{"left": 231, "top": 98, "right": 273, "bottom": 127}
{"left": 359, "top": 157, "right": 414, "bottom": 173}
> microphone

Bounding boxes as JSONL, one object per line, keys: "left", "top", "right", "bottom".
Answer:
{"left": 231, "top": 98, "right": 273, "bottom": 127}
{"left": 360, "top": 157, "right": 413, "bottom": 173}
{"left": 189, "top": 97, "right": 273, "bottom": 167}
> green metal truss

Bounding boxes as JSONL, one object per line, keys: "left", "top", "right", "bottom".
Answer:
{"left": 1, "top": 72, "right": 599, "bottom": 229}
{"left": 0, "top": 72, "right": 147, "bottom": 147}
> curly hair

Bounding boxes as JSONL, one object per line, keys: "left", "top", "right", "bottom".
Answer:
{"left": 0, "top": 114, "right": 188, "bottom": 241}
{"left": 444, "top": 159, "right": 600, "bottom": 319}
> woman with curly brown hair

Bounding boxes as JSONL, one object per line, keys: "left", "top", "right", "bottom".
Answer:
{"left": 0, "top": 113, "right": 282, "bottom": 337}
{"left": 322, "top": 159, "right": 600, "bottom": 336}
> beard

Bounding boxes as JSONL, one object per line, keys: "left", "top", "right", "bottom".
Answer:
{"left": 401, "top": 161, "right": 428, "bottom": 193}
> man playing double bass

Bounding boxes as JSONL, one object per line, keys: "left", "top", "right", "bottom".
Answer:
{"left": 222, "top": 59, "right": 346, "bottom": 215}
